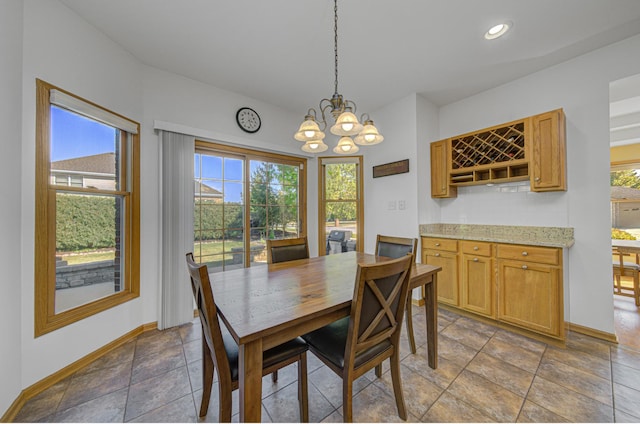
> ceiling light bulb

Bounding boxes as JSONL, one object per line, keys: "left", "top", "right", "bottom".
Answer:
{"left": 364, "top": 134, "right": 376, "bottom": 142}
{"left": 304, "top": 130, "right": 316, "bottom": 138}
{"left": 488, "top": 24, "right": 504, "bottom": 35}
{"left": 309, "top": 142, "right": 319, "bottom": 149}
{"left": 341, "top": 144, "right": 351, "bottom": 152}
{"left": 342, "top": 123, "right": 354, "bottom": 132}
{"left": 485, "top": 21, "right": 511, "bottom": 40}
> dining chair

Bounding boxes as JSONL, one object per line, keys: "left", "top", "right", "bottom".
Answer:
{"left": 266, "top": 236, "right": 310, "bottom": 383}
{"left": 613, "top": 248, "right": 640, "bottom": 306}
{"left": 302, "top": 254, "right": 414, "bottom": 422}
{"left": 375, "top": 235, "right": 420, "bottom": 354}
{"left": 185, "top": 253, "right": 309, "bottom": 422}
{"left": 267, "top": 236, "right": 310, "bottom": 264}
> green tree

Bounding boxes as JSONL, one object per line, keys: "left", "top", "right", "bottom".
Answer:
{"left": 611, "top": 170, "right": 640, "bottom": 188}
{"left": 325, "top": 163, "right": 357, "bottom": 221}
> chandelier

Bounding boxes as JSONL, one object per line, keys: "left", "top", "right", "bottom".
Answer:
{"left": 294, "top": 0, "right": 384, "bottom": 154}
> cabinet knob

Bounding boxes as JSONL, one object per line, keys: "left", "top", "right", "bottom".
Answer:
{"left": 473, "top": 258, "right": 479, "bottom": 262}
{"left": 435, "top": 253, "right": 441, "bottom": 257}
{"left": 473, "top": 246, "right": 479, "bottom": 251}
{"left": 522, "top": 251, "right": 528, "bottom": 256}
{"left": 435, "top": 243, "right": 441, "bottom": 247}
{"left": 441, "top": 186, "right": 445, "bottom": 190}
{"left": 522, "top": 265, "right": 528, "bottom": 270}
{"left": 535, "top": 177, "right": 540, "bottom": 182}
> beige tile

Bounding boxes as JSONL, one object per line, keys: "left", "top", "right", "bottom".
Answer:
{"left": 438, "top": 333, "right": 480, "bottom": 367}
{"left": 526, "top": 376, "right": 613, "bottom": 422}
{"left": 53, "top": 388, "right": 128, "bottom": 422}
{"left": 537, "top": 357, "right": 613, "bottom": 406}
{"left": 260, "top": 362, "right": 300, "bottom": 398}
{"left": 58, "top": 362, "right": 131, "bottom": 411}
{"left": 13, "top": 379, "right": 70, "bottom": 422}
{"left": 615, "top": 408, "right": 640, "bottom": 423}
{"left": 481, "top": 336, "right": 543, "bottom": 374}
{"left": 611, "top": 345, "right": 640, "bottom": 371}
{"left": 130, "top": 343, "right": 186, "bottom": 384}
{"left": 192, "top": 384, "right": 239, "bottom": 420}
{"left": 401, "top": 348, "right": 464, "bottom": 389}
{"left": 455, "top": 316, "right": 498, "bottom": 338}
{"left": 441, "top": 322, "right": 492, "bottom": 350}
{"left": 446, "top": 369, "right": 524, "bottom": 422}
{"left": 345, "top": 381, "right": 421, "bottom": 423}
{"left": 262, "top": 377, "right": 333, "bottom": 423}
{"left": 613, "top": 361, "right": 640, "bottom": 391}
{"left": 373, "top": 364, "right": 444, "bottom": 418}
{"left": 308, "top": 364, "right": 372, "bottom": 409}
{"left": 178, "top": 319, "right": 202, "bottom": 343}
{"left": 421, "top": 392, "right": 495, "bottom": 423}
{"left": 182, "top": 337, "right": 201, "bottom": 364}
{"left": 492, "top": 329, "right": 547, "bottom": 355}
{"left": 565, "top": 331, "right": 612, "bottom": 360}
{"left": 320, "top": 409, "right": 343, "bottom": 422}
{"left": 516, "top": 400, "right": 569, "bottom": 423}
{"left": 127, "top": 393, "right": 197, "bottom": 423}
{"left": 125, "top": 365, "right": 192, "bottom": 421}
{"left": 134, "top": 328, "right": 183, "bottom": 359}
{"left": 466, "top": 352, "right": 534, "bottom": 397}
{"left": 543, "top": 346, "right": 612, "bottom": 380}
{"left": 613, "top": 382, "right": 640, "bottom": 419}
{"left": 75, "top": 340, "right": 135, "bottom": 376}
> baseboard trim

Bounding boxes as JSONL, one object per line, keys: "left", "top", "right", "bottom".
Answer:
{"left": 1, "top": 321, "right": 157, "bottom": 422}
{"left": 411, "top": 298, "right": 425, "bottom": 307}
{"left": 565, "top": 321, "right": 619, "bottom": 344}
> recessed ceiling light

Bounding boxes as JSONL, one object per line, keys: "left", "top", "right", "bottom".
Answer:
{"left": 485, "top": 22, "right": 511, "bottom": 40}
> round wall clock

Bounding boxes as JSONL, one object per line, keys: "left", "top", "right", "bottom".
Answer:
{"left": 236, "top": 107, "right": 261, "bottom": 133}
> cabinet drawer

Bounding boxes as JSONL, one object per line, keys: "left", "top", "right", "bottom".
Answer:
{"left": 460, "top": 240, "right": 492, "bottom": 256}
{"left": 422, "top": 237, "right": 457, "bottom": 252}
{"left": 496, "top": 244, "right": 559, "bottom": 265}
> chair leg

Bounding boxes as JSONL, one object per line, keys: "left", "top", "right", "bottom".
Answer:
{"left": 342, "top": 377, "right": 354, "bottom": 423}
{"left": 272, "top": 370, "right": 278, "bottom": 383}
{"left": 199, "top": 342, "right": 214, "bottom": 417}
{"left": 405, "top": 295, "right": 417, "bottom": 354}
{"left": 375, "top": 364, "right": 382, "bottom": 378}
{"left": 390, "top": 350, "right": 407, "bottom": 420}
{"left": 298, "top": 353, "right": 309, "bottom": 422}
{"left": 218, "top": 376, "right": 233, "bottom": 423}
{"left": 634, "top": 272, "right": 640, "bottom": 307}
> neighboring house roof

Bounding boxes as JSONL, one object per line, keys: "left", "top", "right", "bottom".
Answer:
{"left": 196, "top": 181, "right": 222, "bottom": 197}
{"left": 611, "top": 186, "right": 640, "bottom": 201}
{"left": 51, "top": 152, "right": 115, "bottom": 175}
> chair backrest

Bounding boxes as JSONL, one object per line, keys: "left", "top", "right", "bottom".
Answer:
{"left": 375, "top": 235, "right": 417, "bottom": 260}
{"left": 345, "top": 254, "right": 413, "bottom": 359}
{"left": 267, "top": 237, "right": 310, "bottom": 264}
{"left": 185, "top": 253, "right": 232, "bottom": 381}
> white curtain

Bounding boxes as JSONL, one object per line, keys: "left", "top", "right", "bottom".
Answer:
{"left": 158, "top": 130, "right": 195, "bottom": 330}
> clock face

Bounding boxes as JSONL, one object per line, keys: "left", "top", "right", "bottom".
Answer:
{"left": 236, "top": 107, "right": 261, "bottom": 133}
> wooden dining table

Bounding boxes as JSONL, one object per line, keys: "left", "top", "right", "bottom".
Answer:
{"left": 211, "top": 251, "right": 441, "bottom": 422}
{"left": 612, "top": 239, "right": 640, "bottom": 256}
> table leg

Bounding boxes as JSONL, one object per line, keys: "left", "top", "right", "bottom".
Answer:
{"left": 425, "top": 275, "right": 438, "bottom": 369}
{"left": 239, "top": 339, "right": 263, "bottom": 422}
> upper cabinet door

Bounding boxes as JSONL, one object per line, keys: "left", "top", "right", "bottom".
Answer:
{"left": 430, "top": 140, "right": 456, "bottom": 198}
{"left": 530, "top": 109, "right": 567, "bottom": 192}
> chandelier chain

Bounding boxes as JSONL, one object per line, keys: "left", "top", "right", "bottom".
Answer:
{"left": 334, "top": 0, "right": 339, "bottom": 95}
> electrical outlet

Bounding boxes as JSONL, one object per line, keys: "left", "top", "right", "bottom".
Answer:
{"left": 398, "top": 200, "right": 406, "bottom": 210}
{"left": 388, "top": 200, "right": 396, "bottom": 210}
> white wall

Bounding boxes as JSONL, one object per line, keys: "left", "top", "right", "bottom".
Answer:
{"left": 423, "top": 34, "right": 640, "bottom": 334}
{"left": 20, "top": 0, "right": 145, "bottom": 388}
{"left": 362, "top": 94, "right": 421, "bottom": 254}
{"left": 0, "top": 0, "right": 24, "bottom": 415}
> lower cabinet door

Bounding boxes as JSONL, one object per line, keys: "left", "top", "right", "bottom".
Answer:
{"left": 497, "top": 259, "right": 562, "bottom": 337}
{"left": 461, "top": 254, "right": 494, "bottom": 317}
{"left": 424, "top": 249, "right": 459, "bottom": 306}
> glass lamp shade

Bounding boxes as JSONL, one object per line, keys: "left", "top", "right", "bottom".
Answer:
{"left": 294, "top": 117, "right": 325, "bottom": 142}
{"left": 301, "top": 140, "right": 328, "bottom": 153}
{"left": 354, "top": 121, "right": 384, "bottom": 145}
{"left": 333, "top": 136, "right": 359, "bottom": 154}
{"left": 330, "top": 111, "right": 363, "bottom": 136}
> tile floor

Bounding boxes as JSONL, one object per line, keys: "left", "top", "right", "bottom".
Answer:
{"left": 13, "top": 305, "right": 640, "bottom": 423}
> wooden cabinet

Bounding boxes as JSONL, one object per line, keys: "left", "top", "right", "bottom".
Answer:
{"left": 430, "top": 140, "right": 456, "bottom": 198}
{"left": 429, "top": 109, "right": 566, "bottom": 198}
{"left": 421, "top": 236, "right": 564, "bottom": 341}
{"left": 422, "top": 238, "right": 458, "bottom": 306}
{"left": 460, "top": 241, "right": 494, "bottom": 318}
{"left": 496, "top": 244, "right": 563, "bottom": 338}
{"left": 530, "top": 109, "right": 566, "bottom": 192}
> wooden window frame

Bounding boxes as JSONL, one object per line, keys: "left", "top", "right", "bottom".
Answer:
{"left": 195, "top": 140, "right": 307, "bottom": 267}
{"left": 34, "top": 79, "right": 140, "bottom": 336}
{"left": 317, "top": 156, "right": 364, "bottom": 255}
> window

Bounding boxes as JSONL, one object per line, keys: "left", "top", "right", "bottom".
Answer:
{"left": 35, "top": 80, "right": 140, "bottom": 336}
{"left": 194, "top": 141, "right": 306, "bottom": 272}
{"left": 318, "top": 156, "right": 363, "bottom": 255}
{"left": 611, "top": 161, "right": 640, "bottom": 240}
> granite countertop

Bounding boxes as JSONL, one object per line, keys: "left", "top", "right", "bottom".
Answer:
{"left": 419, "top": 223, "right": 574, "bottom": 248}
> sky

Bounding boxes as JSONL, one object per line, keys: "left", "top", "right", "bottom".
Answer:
{"left": 51, "top": 105, "right": 116, "bottom": 162}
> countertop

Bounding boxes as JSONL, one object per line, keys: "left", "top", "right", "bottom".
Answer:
{"left": 419, "top": 223, "right": 574, "bottom": 248}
